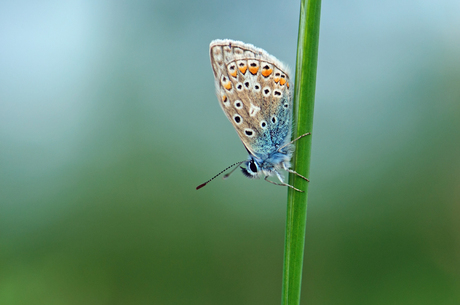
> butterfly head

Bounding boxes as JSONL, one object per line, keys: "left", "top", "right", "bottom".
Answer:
{"left": 241, "top": 158, "right": 261, "bottom": 179}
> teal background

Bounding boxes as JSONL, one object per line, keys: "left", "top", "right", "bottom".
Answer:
{"left": 1, "top": 1, "right": 459, "bottom": 304}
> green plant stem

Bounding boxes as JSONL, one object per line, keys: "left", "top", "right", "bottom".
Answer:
{"left": 281, "top": 0, "right": 321, "bottom": 304}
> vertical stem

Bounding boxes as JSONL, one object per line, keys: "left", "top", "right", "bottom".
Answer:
{"left": 281, "top": 0, "right": 321, "bottom": 304}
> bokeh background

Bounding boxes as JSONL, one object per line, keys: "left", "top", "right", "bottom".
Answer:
{"left": 1, "top": 1, "right": 459, "bottom": 304}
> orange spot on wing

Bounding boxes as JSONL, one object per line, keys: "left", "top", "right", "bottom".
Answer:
{"left": 239, "top": 66, "right": 247, "bottom": 74}
{"left": 286, "top": 82, "right": 290, "bottom": 88}
{"left": 274, "top": 77, "right": 280, "bottom": 83}
{"left": 262, "top": 68, "right": 273, "bottom": 77}
{"left": 222, "top": 95, "right": 227, "bottom": 102}
{"left": 230, "top": 70, "right": 237, "bottom": 77}
{"left": 280, "top": 78, "right": 286, "bottom": 86}
{"left": 223, "top": 81, "right": 232, "bottom": 90}
{"left": 249, "top": 66, "right": 259, "bottom": 75}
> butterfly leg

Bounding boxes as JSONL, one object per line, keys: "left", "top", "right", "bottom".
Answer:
{"left": 275, "top": 170, "right": 305, "bottom": 191}
{"left": 285, "top": 168, "right": 310, "bottom": 182}
{"left": 278, "top": 132, "right": 311, "bottom": 152}
{"left": 264, "top": 176, "right": 304, "bottom": 192}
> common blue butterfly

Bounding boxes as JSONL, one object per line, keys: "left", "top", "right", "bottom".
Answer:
{"left": 197, "top": 39, "right": 310, "bottom": 192}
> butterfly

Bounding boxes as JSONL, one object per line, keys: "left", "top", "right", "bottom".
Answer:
{"left": 197, "top": 39, "right": 310, "bottom": 192}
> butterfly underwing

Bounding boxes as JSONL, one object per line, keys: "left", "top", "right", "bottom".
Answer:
{"left": 197, "top": 39, "right": 309, "bottom": 192}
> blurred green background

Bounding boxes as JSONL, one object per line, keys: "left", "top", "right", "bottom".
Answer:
{"left": 1, "top": 1, "right": 459, "bottom": 304}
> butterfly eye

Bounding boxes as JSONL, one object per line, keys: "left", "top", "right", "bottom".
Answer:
{"left": 283, "top": 103, "right": 289, "bottom": 108}
{"left": 273, "top": 90, "right": 282, "bottom": 97}
{"left": 253, "top": 83, "right": 261, "bottom": 92}
{"left": 271, "top": 116, "right": 277, "bottom": 124}
{"left": 260, "top": 121, "right": 267, "bottom": 128}
{"left": 236, "top": 83, "right": 244, "bottom": 91}
{"left": 241, "top": 166, "right": 255, "bottom": 178}
{"left": 249, "top": 161, "right": 258, "bottom": 173}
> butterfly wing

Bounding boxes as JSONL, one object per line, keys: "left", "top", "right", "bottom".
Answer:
{"left": 209, "top": 39, "right": 292, "bottom": 159}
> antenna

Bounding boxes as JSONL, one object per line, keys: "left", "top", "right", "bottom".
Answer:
{"left": 196, "top": 160, "right": 246, "bottom": 190}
